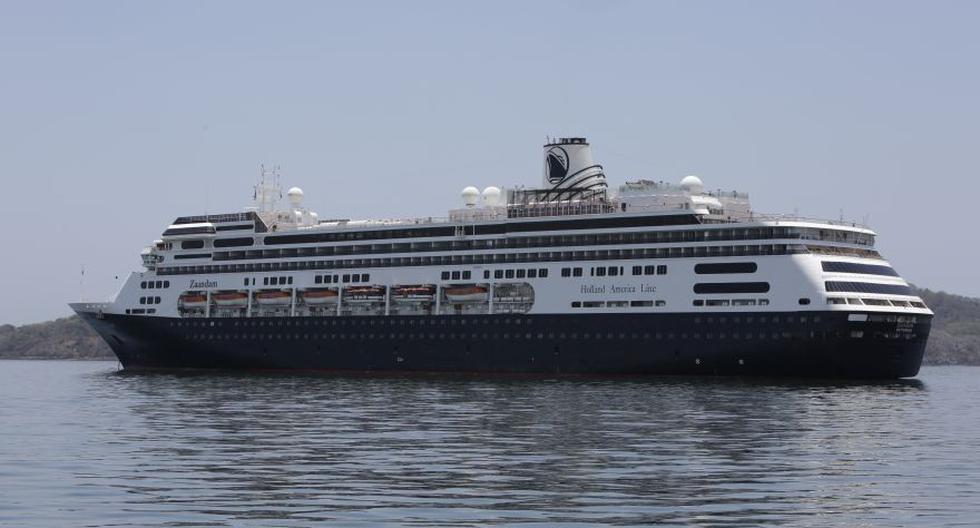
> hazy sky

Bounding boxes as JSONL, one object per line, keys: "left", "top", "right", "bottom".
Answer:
{"left": 1, "top": 1, "right": 977, "bottom": 325}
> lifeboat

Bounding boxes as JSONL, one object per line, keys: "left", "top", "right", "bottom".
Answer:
{"left": 179, "top": 293, "right": 207, "bottom": 309}
{"left": 301, "top": 289, "right": 339, "bottom": 305}
{"left": 344, "top": 285, "right": 386, "bottom": 302}
{"left": 444, "top": 285, "right": 488, "bottom": 303}
{"left": 254, "top": 290, "right": 292, "bottom": 306}
{"left": 212, "top": 292, "right": 248, "bottom": 307}
{"left": 392, "top": 285, "right": 436, "bottom": 301}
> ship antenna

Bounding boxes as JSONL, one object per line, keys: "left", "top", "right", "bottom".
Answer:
{"left": 254, "top": 163, "right": 283, "bottom": 212}
{"left": 276, "top": 165, "right": 282, "bottom": 200}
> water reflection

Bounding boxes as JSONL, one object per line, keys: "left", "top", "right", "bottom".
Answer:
{"left": 64, "top": 370, "right": 941, "bottom": 526}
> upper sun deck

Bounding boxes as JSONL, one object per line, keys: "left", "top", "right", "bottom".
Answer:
{"left": 158, "top": 185, "right": 873, "bottom": 244}
{"left": 157, "top": 138, "right": 873, "bottom": 244}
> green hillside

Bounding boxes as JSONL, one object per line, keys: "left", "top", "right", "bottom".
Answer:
{"left": 0, "top": 316, "right": 112, "bottom": 360}
{"left": 913, "top": 288, "right": 980, "bottom": 365}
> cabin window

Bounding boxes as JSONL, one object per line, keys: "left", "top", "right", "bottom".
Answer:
{"left": 695, "top": 262, "right": 758, "bottom": 274}
{"left": 824, "top": 281, "right": 913, "bottom": 296}
{"left": 821, "top": 261, "right": 897, "bottom": 277}
{"left": 213, "top": 237, "right": 254, "bottom": 248}
{"left": 694, "top": 282, "right": 770, "bottom": 294}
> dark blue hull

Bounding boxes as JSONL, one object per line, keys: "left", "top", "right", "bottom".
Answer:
{"left": 75, "top": 311, "right": 930, "bottom": 379}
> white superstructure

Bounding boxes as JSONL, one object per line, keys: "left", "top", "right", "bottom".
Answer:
{"left": 103, "top": 137, "right": 929, "bottom": 322}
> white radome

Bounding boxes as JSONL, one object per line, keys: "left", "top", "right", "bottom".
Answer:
{"left": 287, "top": 186, "right": 304, "bottom": 206}
{"left": 482, "top": 186, "right": 502, "bottom": 206}
{"left": 462, "top": 186, "right": 480, "bottom": 206}
{"left": 680, "top": 175, "right": 703, "bottom": 194}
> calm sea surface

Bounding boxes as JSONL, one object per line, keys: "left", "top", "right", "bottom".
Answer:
{"left": 1, "top": 361, "right": 978, "bottom": 527}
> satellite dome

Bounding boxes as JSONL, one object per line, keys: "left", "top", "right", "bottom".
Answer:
{"left": 461, "top": 186, "right": 480, "bottom": 207}
{"left": 680, "top": 175, "right": 703, "bottom": 194}
{"left": 482, "top": 186, "right": 502, "bottom": 206}
{"left": 287, "top": 186, "right": 304, "bottom": 206}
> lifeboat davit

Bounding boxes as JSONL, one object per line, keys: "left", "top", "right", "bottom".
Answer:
{"left": 344, "top": 286, "right": 386, "bottom": 302}
{"left": 212, "top": 292, "right": 249, "bottom": 307}
{"left": 392, "top": 285, "right": 436, "bottom": 301}
{"left": 444, "top": 285, "right": 488, "bottom": 303}
{"left": 301, "top": 289, "right": 339, "bottom": 305}
{"left": 179, "top": 293, "right": 207, "bottom": 309}
{"left": 254, "top": 291, "right": 292, "bottom": 306}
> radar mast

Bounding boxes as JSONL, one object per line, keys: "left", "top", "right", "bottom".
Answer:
{"left": 253, "top": 164, "right": 282, "bottom": 212}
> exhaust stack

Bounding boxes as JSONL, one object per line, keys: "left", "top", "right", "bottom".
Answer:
{"left": 542, "top": 137, "right": 607, "bottom": 199}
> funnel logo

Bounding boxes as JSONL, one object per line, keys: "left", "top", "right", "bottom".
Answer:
{"left": 546, "top": 146, "right": 569, "bottom": 184}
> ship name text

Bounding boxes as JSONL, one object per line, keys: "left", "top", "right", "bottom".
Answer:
{"left": 189, "top": 278, "right": 218, "bottom": 289}
{"left": 580, "top": 283, "right": 657, "bottom": 295}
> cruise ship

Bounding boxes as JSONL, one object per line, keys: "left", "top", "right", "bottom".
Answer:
{"left": 71, "top": 138, "right": 932, "bottom": 378}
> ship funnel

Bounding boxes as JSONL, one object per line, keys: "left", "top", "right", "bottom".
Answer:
{"left": 542, "top": 137, "right": 607, "bottom": 198}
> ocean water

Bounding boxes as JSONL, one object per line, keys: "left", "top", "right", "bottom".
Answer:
{"left": 0, "top": 361, "right": 978, "bottom": 527}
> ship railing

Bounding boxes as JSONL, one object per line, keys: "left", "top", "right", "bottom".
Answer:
{"left": 709, "top": 211, "right": 871, "bottom": 230}
{"left": 174, "top": 211, "right": 259, "bottom": 225}
{"left": 313, "top": 216, "right": 453, "bottom": 229}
